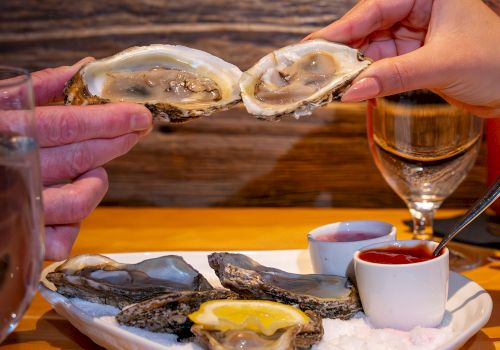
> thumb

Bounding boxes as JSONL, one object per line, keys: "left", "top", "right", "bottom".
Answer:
{"left": 32, "top": 56, "right": 94, "bottom": 106}
{"left": 341, "top": 47, "right": 445, "bottom": 102}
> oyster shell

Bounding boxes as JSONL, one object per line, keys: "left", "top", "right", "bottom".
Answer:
{"left": 191, "top": 310, "right": 323, "bottom": 350}
{"left": 65, "top": 45, "right": 242, "bottom": 122}
{"left": 192, "top": 325, "right": 300, "bottom": 350}
{"left": 208, "top": 252, "right": 361, "bottom": 319}
{"left": 239, "top": 39, "right": 371, "bottom": 120}
{"left": 46, "top": 254, "right": 213, "bottom": 308}
{"left": 116, "top": 289, "right": 240, "bottom": 340}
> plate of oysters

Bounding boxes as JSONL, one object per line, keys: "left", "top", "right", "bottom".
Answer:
{"left": 41, "top": 249, "right": 492, "bottom": 350}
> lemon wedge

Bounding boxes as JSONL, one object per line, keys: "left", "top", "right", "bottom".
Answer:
{"left": 188, "top": 300, "right": 310, "bottom": 336}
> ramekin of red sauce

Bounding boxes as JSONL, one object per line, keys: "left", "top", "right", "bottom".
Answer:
{"left": 358, "top": 243, "right": 444, "bottom": 264}
{"left": 354, "top": 240, "right": 449, "bottom": 331}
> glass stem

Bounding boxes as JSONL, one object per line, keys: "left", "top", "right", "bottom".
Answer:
{"left": 409, "top": 204, "right": 436, "bottom": 241}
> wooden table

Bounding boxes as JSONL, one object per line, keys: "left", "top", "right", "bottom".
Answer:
{"left": 2, "top": 208, "right": 499, "bottom": 349}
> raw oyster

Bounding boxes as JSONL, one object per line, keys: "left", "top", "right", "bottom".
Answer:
{"left": 191, "top": 309, "right": 323, "bottom": 349}
{"left": 116, "top": 289, "right": 239, "bottom": 340}
{"left": 208, "top": 252, "right": 361, "bottom": 319}
{"left": 239, "top": 39, "right": 371, "bottom": 120}
{"left": 65, "top": 45, "right": 242, "bottom": 122}
{"left": 46, "top": 254, "right": 213, "bottom": 309}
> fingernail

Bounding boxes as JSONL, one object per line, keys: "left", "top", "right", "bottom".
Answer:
{"left": 341, "top": 77, "right": 381, "bottom": 102}
{"left": 131, "top": 112, "right": 152, "bottom": 131}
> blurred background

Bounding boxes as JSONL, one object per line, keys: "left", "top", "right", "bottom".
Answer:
{"left": 1, "top": 0, "right": 496, "bottom": 208}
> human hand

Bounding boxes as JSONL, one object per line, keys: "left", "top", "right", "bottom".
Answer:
{"left": 33, "top": 59, "right": 153, "bottom": 260}
{"left": 307, "top": 0, "right": 500, "bottom": 117}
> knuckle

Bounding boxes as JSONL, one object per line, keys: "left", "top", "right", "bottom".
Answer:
{"left": 44, "top": 115, "right": 61, "bottom": 146}
{"left": 70, "top": 143, "right": 93, "bottom": 176}
{"left": 44, "top": 109, "right": 84, "bottom": 146}
{"left": 68, "top": 189, "right": 93, "bottom": 222}
{"left": 390, "top": 60, "right": 411, "bottom": 91}
{"left": 58, "top": 110, "right": 84, "bottom": 145}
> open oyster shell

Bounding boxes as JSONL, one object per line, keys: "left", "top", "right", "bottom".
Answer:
{"left": 116, "top": 289, "right": 240, "bottom": 340}
{"left": 191, "top": 310, "right": 323, "bottom": 350}
{"left": 64, "top": 45, "right": 242, "bottom": 122}
{"left": 239, "top": 39, "right": 371, "bottom": 120}
{"left": 208, "top": 252, "right": 361, "bottom": 319}
{"left": 46, "top": 254, "right": 213, "bottom": 309}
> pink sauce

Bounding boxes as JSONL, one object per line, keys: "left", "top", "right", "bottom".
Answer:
{"left": 315, "top": 231, "right": 383, "bottom": 242}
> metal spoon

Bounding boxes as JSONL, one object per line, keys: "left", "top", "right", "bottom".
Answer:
{"left": 433, "top": 177, "right": 500, "bottom": 256}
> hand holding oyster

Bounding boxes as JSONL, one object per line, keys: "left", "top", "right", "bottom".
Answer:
{"left": 65, "top": 40, "right": 370, "bottom": 122}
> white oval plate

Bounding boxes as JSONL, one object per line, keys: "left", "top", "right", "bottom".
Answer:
{"left": 39, "top": 250, "right": 492, "bottom": 350}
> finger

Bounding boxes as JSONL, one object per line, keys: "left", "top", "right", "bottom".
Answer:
{"left": 41, "top": 133, "right": 139, "bottom": 184}
{"left": 431, "top": 91, "right": 500, "bottom": 118}
{"left": 306, "top": 0, "right": 424, "bottom": 44}
{"left": 32, "top": 57, "right": 94, "bottom": 106}
{"left": 341, "top": 46, "right": 446, "bottom": 102}
{"left": 43, "top": 167, "right": 108, "bottom": 225}
{"left": 44, "top": 224, "right": 80, "bottom": 261}
{"left": 36, "top": 103, "right": 152, "bottom": 147}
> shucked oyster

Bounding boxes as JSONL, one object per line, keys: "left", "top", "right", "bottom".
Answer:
{"left": 208, "top": 252, "right": 361, "bottom": 319}
{"left": 65, "top": 45, "right": 242, "bottom": 122}
{"left": 46, "top": 254, "right": 213, "bottom": 308}
{"left": 240, "top": 39, "right": 371, "bottom": 120}
{"left": 191, "top": 309, "right": 323, "bottom": 349}
{"left": 192, "top": 326, "right": 302, "bottom": 350}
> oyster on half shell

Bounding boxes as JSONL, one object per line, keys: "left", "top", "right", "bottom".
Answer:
{"left": 191, "top": 309, "right": 323, "bottom": 350}
{"left": 240, "top": 39, "right": 371, "bottom": 120}
{"left": 65, "top": 45, "right": 242, "bottom": 122}
{"left": 208, "top": 252, "right": 361, "bottom": 319}
{"left": 46, "top": 254, "right": 213, "bottom": 309}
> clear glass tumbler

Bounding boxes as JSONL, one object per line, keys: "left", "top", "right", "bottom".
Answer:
{"left": 0, "top": 66, "right": 44, "bottom": 343}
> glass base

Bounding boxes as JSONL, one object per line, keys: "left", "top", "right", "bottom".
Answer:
{"left": 445, "top": 242, "right": 486, "bottom": 272}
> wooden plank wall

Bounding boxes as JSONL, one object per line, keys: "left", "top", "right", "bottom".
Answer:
{"left": 0, "top": 0, "right": 491, "bottom": 208}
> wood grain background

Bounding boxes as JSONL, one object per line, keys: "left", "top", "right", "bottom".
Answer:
{"left": 0, "top": 0, "right": 493, "bottom": 208}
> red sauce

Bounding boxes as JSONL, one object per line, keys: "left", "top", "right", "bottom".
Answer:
{"left": 359, "top": 244, "right": 439, "bottom": 264}
{"left": 315, "top": 231, "right": 383, "bottom": 242}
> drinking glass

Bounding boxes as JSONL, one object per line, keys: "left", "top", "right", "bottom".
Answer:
{"left": 367, "top": 90, "right": 483, "bottom": 271}
{"left": 0, "top": 67, "right": 44, "bottom": 343}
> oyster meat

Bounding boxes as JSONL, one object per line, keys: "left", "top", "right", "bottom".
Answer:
{"left": 65, "top": 45, "right": 242, "bottom": 122}
{"left": 116, "top": 289, "right": 239, "bottom": 340}
{"left": 239, "top": 39, "right": 371, "bottom": 120}
{"left": 191, "top": 309, "right": 323, "bottom": 350}
{"left": 208, "top": 252, "right": 361, "bottom": 319}
{"left": 46, "top": 254, "right": 213, "bottom": 309}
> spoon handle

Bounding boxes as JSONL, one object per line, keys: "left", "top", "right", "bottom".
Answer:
{"left": 433, "top": 177, "right": 500, "bottom": 256}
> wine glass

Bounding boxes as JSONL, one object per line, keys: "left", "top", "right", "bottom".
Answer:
{"left": 0, "top": 67, "right": 44, "bottom": 343}
{"left": 366, "top": 90, "right": 483, "bottom": 271}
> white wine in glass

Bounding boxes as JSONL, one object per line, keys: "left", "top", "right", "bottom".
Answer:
{"left": 367, "top": 90, "right": 483, "bottom": 269}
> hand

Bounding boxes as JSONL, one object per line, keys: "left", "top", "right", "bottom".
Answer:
{"left": 306, "top": 0, "right": 500, "bottom": 117}
{"left": 33, "top": 59, "right": 153, "bottom": 260}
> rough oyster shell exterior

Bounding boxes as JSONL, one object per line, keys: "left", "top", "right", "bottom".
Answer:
{"left": 116, "top": 289, "right": 239, "bottom": 340}
{"left": 208, "top": 252, "right": 361, "bottom": 319}
{"left": 46, "top": 254, "right": 213, "bottom": 309}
